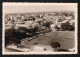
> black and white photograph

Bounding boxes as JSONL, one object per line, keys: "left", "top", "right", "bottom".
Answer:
{"left": 2, "top": 3, "right": 78, "bottom": 55}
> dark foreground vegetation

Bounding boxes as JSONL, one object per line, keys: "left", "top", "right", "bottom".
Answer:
{"left": 5, "top": 26, "right": 52, "bottom": 47}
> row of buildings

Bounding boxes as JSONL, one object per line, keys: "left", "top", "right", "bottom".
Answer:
{"left": 5, "top": 12, "right": 75, "bottom": 30}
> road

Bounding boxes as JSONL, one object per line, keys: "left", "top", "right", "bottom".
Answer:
{"left": 21, "top": 31, "right": 75, "bottom": 49}
{"left": 5, "top": 31, "right": 75, "bottom": 52}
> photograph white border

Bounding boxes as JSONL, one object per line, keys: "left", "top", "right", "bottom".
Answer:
{"left": 2, "top": 2, "right": 78, "bottom": 55}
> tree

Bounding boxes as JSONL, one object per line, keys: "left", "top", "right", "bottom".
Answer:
{"left": 16, "top": 27, "right": 27, "bottom": 38}
{"left": 43, "top": 21, "right": 51, "bottom": 28}
{"left": 5, "top": 29, "right": 15, "bottom": 47}
{"left": 50, "top": 42, "right": 61, "bottom": 49}
{"left": 67, "top": 25, "right": 74, "bottom": 31}
{"left": 5, "top": 27, "right": 28, "bottom": 47}
{"left": 5, "top": 29, "right": 15, "bottom": 38}
{"left": 17, "top": 27, "right": 27, "bottom": 33}
{"left": 61, "top": 21, "right": 70, "bottom": 31}
{"left": 61, "top": 21, "right": 74, "bottom": 31}
{"left": 27, "top": 26, "right": 38, "bottom": 36}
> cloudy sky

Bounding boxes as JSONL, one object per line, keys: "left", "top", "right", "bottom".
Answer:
{"left": 3, "top": 3, "right": 77, "bottom": 14}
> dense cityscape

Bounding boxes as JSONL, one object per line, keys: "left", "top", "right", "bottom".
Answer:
{"left": 5, "top": 11, "right": 75, "bottom": 52}
{"left": 5, "top": 11, "right": 74, "bottom": 30}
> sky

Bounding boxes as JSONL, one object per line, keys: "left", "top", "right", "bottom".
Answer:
{"left": 3, "top": 3, "right": 78, "bottom": 14}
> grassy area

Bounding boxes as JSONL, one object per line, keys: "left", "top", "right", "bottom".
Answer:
{"left": 21, "top": 31, "right": 75, "bottom": 49}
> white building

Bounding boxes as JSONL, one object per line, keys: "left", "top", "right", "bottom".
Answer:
{"left": 50, "top": 24, "right": 56, "bottom": 31}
